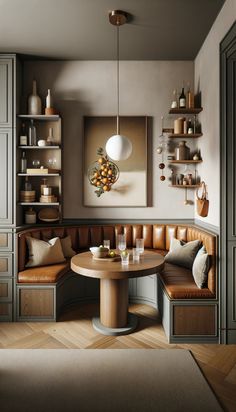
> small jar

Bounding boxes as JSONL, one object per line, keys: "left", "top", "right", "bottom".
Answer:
{"left": 25, "top": 207, "right": 36, "bottom": 224}
{"left": 183, "top": 178, "right": 188, "bottom": 186}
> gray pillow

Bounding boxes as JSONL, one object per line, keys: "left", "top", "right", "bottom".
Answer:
{"left": 164, "top": 238, "right": 201, "bottom": 269}
{"left": 192, "top": 246, "right": 210, "bottom": 288}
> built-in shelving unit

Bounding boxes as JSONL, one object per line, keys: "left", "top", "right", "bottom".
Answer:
{"left": 17, "top": 114, "right": 62, "bottom": 225}
{"left": 167, "top": 107, "right": 203, "bottom": 197}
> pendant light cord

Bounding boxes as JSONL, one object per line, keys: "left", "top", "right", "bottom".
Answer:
{"left": 116, "top": 24, "right": 120, "bottom": 135}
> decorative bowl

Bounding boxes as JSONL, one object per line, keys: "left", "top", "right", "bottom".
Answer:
{"left": 90, "top": 246, "right": 109, "bottom": 258}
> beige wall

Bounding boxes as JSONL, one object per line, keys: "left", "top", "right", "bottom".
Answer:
{"left": 23, "top": 60, "right": 195, "bottom": 219}
{"left": 194, "top": 0, "right": 236, "bottom": 228}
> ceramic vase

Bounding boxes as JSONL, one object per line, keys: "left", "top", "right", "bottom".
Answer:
{"left": 28, "top": 80, "right": 42, "bottom": 115}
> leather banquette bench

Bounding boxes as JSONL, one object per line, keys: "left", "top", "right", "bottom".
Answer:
{"left": 16, "top": 223, "right": 218, "bottom": 343}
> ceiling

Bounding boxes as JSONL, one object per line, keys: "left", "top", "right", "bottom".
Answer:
{"left": 0, "top": 0, "right": 225, "bottom": 60}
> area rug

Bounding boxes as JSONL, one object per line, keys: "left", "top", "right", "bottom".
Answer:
{"left": 0, "top": 349, "right": 222, "bottom": 412}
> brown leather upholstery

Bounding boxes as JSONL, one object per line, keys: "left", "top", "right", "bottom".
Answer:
{"left": 159, "top": 263, "right": 214, "bottom": 299}
{"left": 17, "top": 224, "right": 217, "bottom": 298}
{"left": 18, "top": 262, "right": 70, "bottom": 283}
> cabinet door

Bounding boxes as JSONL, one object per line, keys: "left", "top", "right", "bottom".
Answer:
{"left": 0, "top": 130, "right": 13, "bottom": 225}
{"left": 0, "top": 59, "right": 13, "bottom": 127}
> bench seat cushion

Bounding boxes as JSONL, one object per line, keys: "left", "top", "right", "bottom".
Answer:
{"left": 18, "top": 262, "right": 70, "bottom": 284}
{"left": 160, "top": 263, "right": 214, "bottom": 299}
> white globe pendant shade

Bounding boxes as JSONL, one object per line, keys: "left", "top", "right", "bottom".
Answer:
{"left": 105, "top": 134, "right": 132, "bottom": 161}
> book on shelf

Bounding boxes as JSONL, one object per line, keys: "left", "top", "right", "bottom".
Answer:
{"left": 26, "top": 168, "right": 60, "bottom": 175}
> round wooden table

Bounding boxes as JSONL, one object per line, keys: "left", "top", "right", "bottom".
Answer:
{"left": 71, "top": 250, "right": 164, "bottom": 336}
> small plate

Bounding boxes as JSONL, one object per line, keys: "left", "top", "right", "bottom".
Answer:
{"left": 92, "top": 255, "right": 121, "bottom": 262}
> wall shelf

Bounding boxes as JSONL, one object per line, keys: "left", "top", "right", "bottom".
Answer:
{"left": 17, "top": 115, "right": 60, "bottom": 121}
{"left": 18, "top": 202, "right": 60, "bottom": 206}
{"left": 169, "top": 108, "right": 203, "bottom": 114}
{"left": 18, "top": 145, "right": 60, "bottom": 149}
{"left": 169, "top": 160, "right": 202, "bottom": 164}
{"left": 18, "top": 173, "right": 60, "bottom": 177}
{"left": 168, "top": 133, "right": 202, "bottom": 138}
{"left": 169, "top": 185, "right": 200, "bottom": 189}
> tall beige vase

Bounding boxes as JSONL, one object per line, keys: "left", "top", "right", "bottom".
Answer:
{"left": 28, "top": 80, "right": 42, "bottom": 115}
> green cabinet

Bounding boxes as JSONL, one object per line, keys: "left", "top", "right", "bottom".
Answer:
{"left": 0, "top": 129, "right": 13, "bottom": 225}
{"left": 0, "top": 59, "right": 13, "bottom": 127}
{"left": 0, "top": 55, "right": 16, "bottom": 321}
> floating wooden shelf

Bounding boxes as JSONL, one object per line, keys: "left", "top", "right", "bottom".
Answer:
{"left": 169, "top": 185, "right": 200, "bottom": 188}
{"left": 168, "top": 133, "right": 202, "bottom": 138}
{"left": 169, "top": 160, "right": 202, "bottom": 164}
{"left": 169, "top": 108, "right": 203, "bottom": 114}
{"left": 18, "top": 173, "right": 60, "bottom": 177}
{"left": 17, "top": 115, "right": 60, "bottom": 121}
{"left": 18, "top": 202, "right": 60, "bottom": 206}
{"left": 18, "top": 145, "right": 61, "bottom": 149}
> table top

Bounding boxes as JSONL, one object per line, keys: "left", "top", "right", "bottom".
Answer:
{"left": 71, "top": 250, "right": 164, "bottom": 280}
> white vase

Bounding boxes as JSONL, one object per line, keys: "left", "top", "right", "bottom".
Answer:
{"left": 28, "top": 80, "right": 42, "bottom": 115}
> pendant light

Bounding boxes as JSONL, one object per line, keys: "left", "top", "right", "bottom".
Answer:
{"left": 105, "top": 10, "right": 132, "bottom": 161}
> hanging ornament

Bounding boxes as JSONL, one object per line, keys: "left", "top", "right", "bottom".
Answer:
{"left": 159, "top": 162, "right": 166, "bottom": 181}
{"left": 88, "top": 147, "right": 119, "bottom": 197}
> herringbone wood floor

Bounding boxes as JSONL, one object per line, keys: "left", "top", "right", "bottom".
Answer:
{"left": 0, "top": 303, "right": 236, "bottom": 412}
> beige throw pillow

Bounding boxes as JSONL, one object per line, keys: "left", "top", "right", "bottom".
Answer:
{"left": 164, "top": 238, "right": 201, "bottom": 269}
{"left": 192, "top": 246, "right": 210, "bottom": 288}
{"left": 60, "top": 236, "right": 76, "bottom": 258}
{"left": 26, "top": 236, "right": 65, "bottom": 267}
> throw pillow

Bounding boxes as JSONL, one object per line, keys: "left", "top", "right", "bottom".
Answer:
{"left": 26, "top": 236, "right": 65, "bottom": 267}
{"left": 164, "top": 238, "right": 201, "bottom": 269}
{"left": 60, "top": 235, "right": 76, "bottom": 258}
{"left": 192, "top": 246, "right": 210, "bottom": 288}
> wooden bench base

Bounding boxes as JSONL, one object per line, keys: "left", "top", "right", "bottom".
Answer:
{"left": 157, "top": 278, "right": 219, "bottom": 343}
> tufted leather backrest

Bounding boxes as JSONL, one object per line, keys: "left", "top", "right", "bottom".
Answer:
{"left": 17, "top": 223, "right": 217, "bottom": 295}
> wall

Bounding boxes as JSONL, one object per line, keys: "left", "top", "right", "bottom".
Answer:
{"left": 23, "top": 60, "right": 195, "bottom": 220}
{"left": 194, "top": 0, "right": 236, "bottom": 228}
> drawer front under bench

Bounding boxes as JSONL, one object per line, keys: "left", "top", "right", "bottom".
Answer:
{"left": 17, "top": 285, "right": 56, "bottom": 321}
{"left": 172, "top": 303, "right": 218, "bottom": 337}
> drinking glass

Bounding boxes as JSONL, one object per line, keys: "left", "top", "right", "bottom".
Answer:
{"left": 32, "top": 159, "right": 40, "bottom": 168}
{"left": 103, "top": 239, "right": 110, "bottom": 250}
{"left": 47, "top": 158, "right": 57, "bottom": 169}
{"left": 136, "top": 238, "right": 144, "bottom": 255}
{"left": 117, "top": 234, "right": 126, "bottom": 253}
{"left": 121, "top": 252, "right": 129, "bottom": 265}
{"left": 132, "top": 248, "right": 140, "bottom": 262}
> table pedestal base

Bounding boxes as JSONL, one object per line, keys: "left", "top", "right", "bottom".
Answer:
{"left": 92, "top": 313, "right": 138, "bottom": 336}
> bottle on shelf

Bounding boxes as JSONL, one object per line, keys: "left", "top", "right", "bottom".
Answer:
{"left": 187, "top": 119, "right": 193, "bottom": 134}
{"left": 28, "top": 119, "right": 37, "bottom": 146}
{"left": 171, "top": 89, "right": 178, "bottom": 109}
{"left": 46, "top": 89, "right": 52, "bottom": 109}
{"left": 47, "top": 127, "right": 54, "bottom": 145}
{"left": 45, "top": 89, "right": 57, "bottom": 115}
{"left": 19, "top": 123, "right": 27, "bottom": 146}
{"left": 28, "top": 80, "right": 42, "bottom": 115}
{"left": 187, "top": 83, "right": 194, "bottom": 109}
{"left": 20, "top": 151, "right": 27, "bottom": 173}
{"left": 24, "top": 176, "right": 32, "bottom": 191}
{"left": 179, "top": 85, "right": 186, "bottom": 108}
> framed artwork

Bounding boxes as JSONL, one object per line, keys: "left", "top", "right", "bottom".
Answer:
{"left": 83, "top": 116, "right": 148, "bottom": 207}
